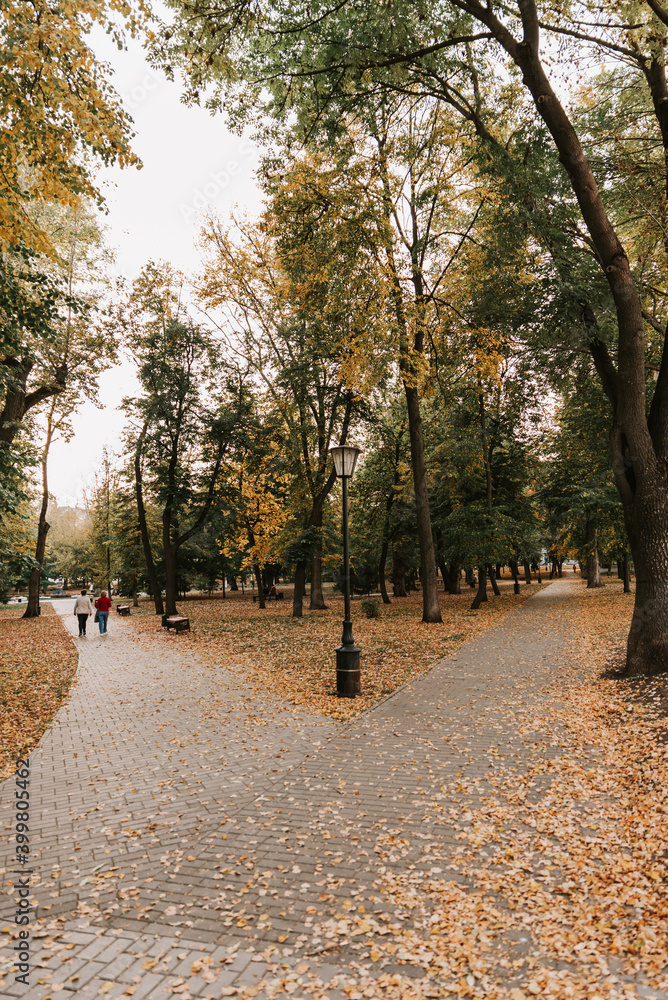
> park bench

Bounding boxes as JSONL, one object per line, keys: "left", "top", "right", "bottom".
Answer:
{"left": 252, "top": 591, "right": 284, "bottom": 602}
{"left": 163, "top": 615, "right": 190, "bottom": 633}
{"left": 116, "top": 604, "right": 131, "bottom": 616}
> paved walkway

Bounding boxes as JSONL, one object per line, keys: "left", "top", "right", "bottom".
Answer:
{"left": 0, "top": 581, "right": 663, "bottom": 998}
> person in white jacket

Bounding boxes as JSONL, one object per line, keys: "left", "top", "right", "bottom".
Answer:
{"left": 73, "top": 590, "right": 94, "bottom": 636}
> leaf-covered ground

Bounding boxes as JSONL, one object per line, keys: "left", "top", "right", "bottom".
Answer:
{"left": 113, "top": 579, "right": 668, "bottom": 998}
{"left": 0, "top": 603, "right": 77, "bottom": 779}
{"left": 128, "top": 580, "right": 536, "bottom": 722}
{"left": 3, "top": 579, "right": 666, "bottom": 998}
{"left": 263, "top": 582, "right": 667, "bottom": 1000}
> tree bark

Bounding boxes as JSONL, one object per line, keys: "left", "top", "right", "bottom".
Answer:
{"left": 0, "top": 358, "right": 67, "bottom": 446}
{"left": 524, "top": 560, "right": 532, "bottom": 584}
{"left": 623, "top": 502, "right": 668, "bottom": 671}
{"left": 24, "top": 504, "right": 49, "bottom": 618}
{"left": 309, "top": 510, "right": 327, "bottom": 609}
{"left": 292, "top": 560, "right": 306, "bottom": 617}
{"left": 465, "top": 3, "right": 668, "bottom": 669}
{"left": 23, "top": 408, "right": 55, "bottom": 619}
{"left": 488, "top": 563, "right": 501, "bottom": 596}
{"left": 586, "top": 522, "right": 603, "bottom": 589}
{"left": 376, "top": 135, "right": 441, "bottom": 624}
{"left": 134, "top": 428, "right": 164, "bottom": 615}
{"left": 623, "top": 555, "right": 631, "bottom": 594}
{"left": 392, "top": 546, "right": 407, "bottom": 597}
{"left": 447, "top": 564, "right": 461, "bottom": 595}
{"left": 254, "top": 563, "right": 265, "bottom": 608}
{"left": 471, "top": 565, "right": 488, "bottom": 609}
{"left": 378, "top": 538, "right": 391, "bottom": 604}
{"left": 403, "top": 385, "right": 442, "bottom": 621}
{"left": 162, "top": 526, "right": 179, "bottom": 617}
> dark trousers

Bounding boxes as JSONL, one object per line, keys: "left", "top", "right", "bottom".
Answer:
{"left": 77, "top": 613, "right": 88, "bottom": 634}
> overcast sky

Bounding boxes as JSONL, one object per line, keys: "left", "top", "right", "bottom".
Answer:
{"left": 49, "top": 24, "right": 262, "bottom": 505}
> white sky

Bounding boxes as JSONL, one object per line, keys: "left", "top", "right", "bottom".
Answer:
{"left": 48, "top": 25, "right": 262, "bottom": 505}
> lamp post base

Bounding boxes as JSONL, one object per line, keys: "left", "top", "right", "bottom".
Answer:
{"left": 336, "top": 644, "right": 361, "bottom": 697}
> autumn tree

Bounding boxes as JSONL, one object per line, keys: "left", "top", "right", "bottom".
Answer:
{"left": 85, "top": 449, "right": 118, "bottom": 596}
{"left": 218, "top": 413, "right": 291, "bottom": 610}
{"left": 47, "top": 504, "right": 93, "bottom": 589}
{"left": 1, "top": 201, "right": 117, "bottom": 539}
{"left": 348, "top": 394, "right": 411, "bottom": 604}
{"left": 196, "top": 167, "right": 381, "bottom": 616}
{"left": 158, "top": 0, "right": 668, "bottom": 672}
{"left": 0, "top": 0, "right": 144, "bottom": 256}
{"left": 120, "top": 263, "right": 244, "bottom": 616}
{"left": 543, "top": 379, "right": 630, "bottom": 591}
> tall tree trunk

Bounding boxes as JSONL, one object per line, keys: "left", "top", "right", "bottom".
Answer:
{"left": 24, "top": 499, "right": 49, "bottom": 618}
{"left": 163, "top": 533, "right": 179, "bottom": 617}
{"left": 292, "top": 561, "right": 306, "bottom": 617}
{"left": 623, "top": 555, "right": 631, "bottom": 594}
{"left": 434, "top": 528, "right": 448, "bottom": 590}
{"left": 586, "top": 522, "right": 603, "bottom": 589}
{"left": 477, "top": 388, "right": 498, "bottom": 605}
{"left": 447, "top": 564, "right": 461, "bottom": 595}
{"left": 376, "top": 137, "right": 441, "bottom": 624}
{"left": 254, "top": 563, "right": 265, "bottom": 608}
{"left": 23, "top": 407, "right": 55, "bottom": 619}
{"left": 403, "top": 385, "right": 442, "bottom": 622}
{"left": 378, "top": 538, "right": 391, "bottom": 604}
{"left": 523, "top": 560, "right": 532, "bottom": 584}
{"left": 471, "top": 566, "right": 488, "bottom": 610}
{"left": 510, "top": 560, "right": 519, "bottom": 585}
{"left": 488, "top": 563, "right": 501, "bottom": 596}
{"left": 230, "top": 576, "right": 238, "bottom": 591}
{"left": 134, "top": 428, "right": 164, "bottom": 615}
{"left": 378, "top": 434, "right": 402, "bottom": 607}
{"left": 132, "top": 574, "right": 139, "bottom": 608}
{"left": 392, "top": 546, "right": 407, "bottom": 597}
{"left": 624, "top": 505, "right": 668, "bottom": 671}
{"left": 472, "top": 5, "right": 668, "bottom": 669}
{"left": 309, "top": 512, "right": 327, "bottom": 609}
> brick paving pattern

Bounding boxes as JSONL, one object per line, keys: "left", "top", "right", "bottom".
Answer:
{"left": 0, "top": 580, "right": 664, "bottom": 998}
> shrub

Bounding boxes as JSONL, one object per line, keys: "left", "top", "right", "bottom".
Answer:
{"left": 360, "top": 598, "right": 380, "bottom": 619}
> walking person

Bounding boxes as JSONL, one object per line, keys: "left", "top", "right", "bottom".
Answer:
{"left": 95, "top": 590, "right": 112, "bottom": 635}
{"left": 73, "top": 590, "right": 93, "bottom": 636}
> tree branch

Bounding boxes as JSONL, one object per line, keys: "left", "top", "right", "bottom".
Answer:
{"left": 645, "top": 0, "right": 668, "bottom": 29}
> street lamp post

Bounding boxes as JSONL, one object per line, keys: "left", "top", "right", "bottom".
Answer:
{"left": 330, "top": 443, "right": 362, "bottom": 698}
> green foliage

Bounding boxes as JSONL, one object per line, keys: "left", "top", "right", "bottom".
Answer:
{"left": 440, "top": 504, "right": 528, "bottom": 568}
{"left": 360, "top": 598, "right": 380, "bottom": 619}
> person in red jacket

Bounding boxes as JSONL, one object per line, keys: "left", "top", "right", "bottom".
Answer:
{"left": 95, "top": 591, "right": 112, "bottom": 635}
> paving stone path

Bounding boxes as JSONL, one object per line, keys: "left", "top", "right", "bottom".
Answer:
{"left": 0, "top": 581, "right": 663, "bottom": 999}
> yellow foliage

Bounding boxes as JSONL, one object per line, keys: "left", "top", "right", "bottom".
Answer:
{"left": 0, "top": 0, "right": 147, "bottom": 256}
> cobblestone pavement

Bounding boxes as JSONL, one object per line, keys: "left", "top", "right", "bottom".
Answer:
{"left": 1, "top": 581, "right": 664, "bottom": 999}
